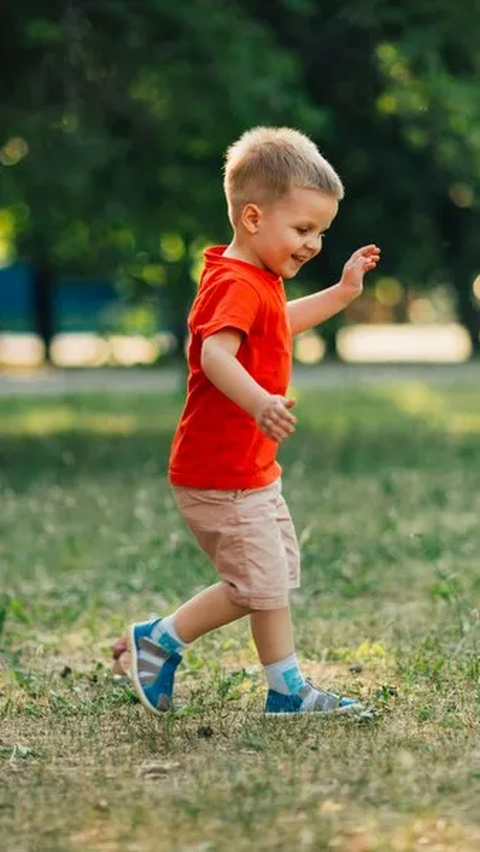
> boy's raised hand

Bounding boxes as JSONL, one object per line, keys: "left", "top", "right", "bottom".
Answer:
{"left": 339, "top": 244, "right": 381, "bottom": 302}
{"left": 256, "top": 395, "right": 297, "bottom": 443}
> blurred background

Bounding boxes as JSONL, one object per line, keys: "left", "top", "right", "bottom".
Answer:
{"left": 1, "top": 0, "right": 479, "bottom": 372}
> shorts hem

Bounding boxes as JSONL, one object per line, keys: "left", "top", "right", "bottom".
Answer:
{"left": 225, "top": 584, "right": 291, "bottom": 611}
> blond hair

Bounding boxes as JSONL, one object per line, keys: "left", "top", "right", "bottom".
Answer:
{"left": 223, "top": 126, "right": 344, "bottom": 223}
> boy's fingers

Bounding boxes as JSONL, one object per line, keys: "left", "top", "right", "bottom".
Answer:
{"left": 266, "top": 427, "right": 282, "bottom": 442}
{"left": 262, "top": 414, "right": 293, "bottom": 432}
{"left": 279, "top": 408, "right": 296, "bottom": 420}
{"left": 350, "top": 246, "right": 371, "bottom": 262}
{"left": 278, "top": 417, "right": 296, "bottom": 431}
{"left": 264, "top": 417, "right": 292, "bottom": 438}
{"left": 260, "top": 396, "right": 297, "bottom": 440}
{"left": 267, "top": 421, "right": 295, "bottom": 438}
{"left": 271, "top": 408, "right": 296, "bottom": 425}
{"left": 282, "top": 402, "right": 297, "bottom": 422}
{"left": 273, "top": 429, "right": 291, "bottom": 443}
{"left": 265, "top": 408, "right": 283, "bottom": 423}
{"left": 351, "top": 245, "right": 380, "bottom": 263}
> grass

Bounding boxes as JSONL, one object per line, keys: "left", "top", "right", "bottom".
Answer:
{"left": 1, "top": 378, "right": 480, "bottom": 851}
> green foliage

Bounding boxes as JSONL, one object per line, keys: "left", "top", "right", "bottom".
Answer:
{"left": 1, "top": 1, "right": 479, "bottom": 348}
{"left": 244, "top": 0, "right": 480, "bottom": 345}
{"left": 0, "top": 1, "right": 314, "bottom": 338}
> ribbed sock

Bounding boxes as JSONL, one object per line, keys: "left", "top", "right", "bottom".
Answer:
{"left": 150, "top": 613, "right": 187, "bottom": 653}
{"left": 264, "top": 653, "right": 306, "bottom": 695}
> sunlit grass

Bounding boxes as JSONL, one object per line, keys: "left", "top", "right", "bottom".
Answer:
{"left": 1, "top": 382, "right": 480, "bottom": 851}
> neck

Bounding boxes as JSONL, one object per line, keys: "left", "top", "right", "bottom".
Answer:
{"left": 223, "top": 237, "right": 265, "bottom": 270}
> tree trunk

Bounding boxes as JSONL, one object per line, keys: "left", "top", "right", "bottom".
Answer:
{"left": 322, "top": 326, "right": 339, "bottom": 360}
{"left": 31, "top": 260, "right": 56, "bottom": 364}
{"left": 171, "top": 320, "right": 188, "bottom": 359}
{"left": 455, "top": 275, "right": 480, "bottom": 357}
{"left": 166, "top": 248, "right": 195, "bottom": 362}
{"left": 437, "top": 202, "right": 480, "bottom": 358}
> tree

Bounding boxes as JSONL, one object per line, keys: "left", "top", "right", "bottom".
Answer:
{"left": 0, "top": 0, "right": 318, "bottom": 359}
{"left": 3, "top": 1, "right": 479, "bottom": 360}
{"left": 241, "top": 0, "right": 480, "bottom": 354}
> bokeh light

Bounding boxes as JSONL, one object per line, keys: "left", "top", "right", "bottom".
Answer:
{"left": 294, "top": 331, "right": 325, "bottom": 364}
{"left": 0, "top": 333, "right": 176, "bottom": 368}
{"left": 0, "top": 334, "right": 45, "bottom": 366}
{"left": 160, "top": 233, "right": 185, "bottom": 262}
{"left": 408, "top": 298, "right": 436, "bottom": 323}
{"left": 337, "top": 324, "right": 472, "bottom": 363}
{"left": 0, "top": 208, "right": 16, "bottom": 267}
{"left": 473, "top": 274, "right": 480, "bottom": 302}
{"left": 448, "top": 183, "right": 474, "bottom": 208}
{"left": 375, "top": 277, "right": 404, "bottom": 307}
{"left": 0, "top": 137, "right": 29, "bottom": 166}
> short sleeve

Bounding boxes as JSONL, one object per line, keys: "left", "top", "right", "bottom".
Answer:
{"left": 194, "top": 277, "right": 261, "bottom": 340}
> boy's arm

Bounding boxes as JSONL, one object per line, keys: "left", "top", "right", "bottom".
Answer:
{"left": 287, "top": 284, "right": 350, "bottom": 337}
{"left": 201, "top": 329, "right": 296, "bottom": 443}
{"left": 287, "top": 244, "right": 380, "bottom": 336}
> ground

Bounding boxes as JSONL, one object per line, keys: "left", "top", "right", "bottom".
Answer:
{"left": 1, "top": 371, "right": 480, "bottom": 851}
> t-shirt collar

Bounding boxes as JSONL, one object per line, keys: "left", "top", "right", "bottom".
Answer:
{"left": 204, "top": 245, "right": 282, "bottom": 286}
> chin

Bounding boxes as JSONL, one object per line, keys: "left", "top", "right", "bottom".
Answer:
{"left": 264, "top": 258, "right": 298, "bottom": 279}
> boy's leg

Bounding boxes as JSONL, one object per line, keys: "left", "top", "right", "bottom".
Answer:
{"left": 112, "top": 583, "right": 248, "bottom": 675}
{"left": 175, "top": 582, "right": 251, "bottom": 642}
{"left": 250, "top": 605, "right": 307, "bottom": 696}
{"left": 129, "top": 482, "right": 259, "bottom": 713}
{"left": 128, "top": 582, "right": 251, "bottom": 715}
{"left": 251, "top": 604, "right": 363, "bottom": 714}
{"left": 250, "top": 605, "right": 294, "bottom": 665}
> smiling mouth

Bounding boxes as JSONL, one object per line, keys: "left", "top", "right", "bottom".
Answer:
{"left": 292, "top": 254, "right": 308, "bottom": 264}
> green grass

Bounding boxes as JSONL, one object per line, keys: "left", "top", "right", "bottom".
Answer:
{"left": 1, "top": 380, "right": 480, "bottom": 851}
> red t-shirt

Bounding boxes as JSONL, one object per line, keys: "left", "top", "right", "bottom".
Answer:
{"left": 168, "top": 246, "right": 293, "bottom": 489}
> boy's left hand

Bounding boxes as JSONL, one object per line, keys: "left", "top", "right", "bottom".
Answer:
{"left": 339, "top": 244, "right": 381, "bottom": 302}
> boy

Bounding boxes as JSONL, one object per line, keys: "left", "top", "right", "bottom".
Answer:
{"left": 126, "top": 127, "right": 380, "bottom": 715}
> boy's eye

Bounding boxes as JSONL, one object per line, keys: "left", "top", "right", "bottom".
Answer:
{"left": 295, "top": 227, "right": 326, "bottom": 239}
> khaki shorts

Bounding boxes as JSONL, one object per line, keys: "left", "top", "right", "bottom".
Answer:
{"left": 172, "top": 479, "right": 300, "bottom": 610}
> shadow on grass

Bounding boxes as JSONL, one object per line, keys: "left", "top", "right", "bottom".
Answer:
{"left": 0, "top": 386, "right": 479, "bottom": 492}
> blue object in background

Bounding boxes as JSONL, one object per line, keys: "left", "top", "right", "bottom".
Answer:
{"left": 55, "top": 279, "right": 122, "bottom": 332}
{"left": 0, "top": 263, "right": 32, "bottom": 331}
{"left": 0, "top": 263, "right": 122, "bottom": 333}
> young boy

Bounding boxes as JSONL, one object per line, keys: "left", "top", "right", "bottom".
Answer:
{"left": 127, "top": 126, "right": 380, "bottom": 716}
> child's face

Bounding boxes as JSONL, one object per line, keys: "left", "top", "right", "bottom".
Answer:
{"left": 251, "top": 187, "right": 338, "bottom": 279}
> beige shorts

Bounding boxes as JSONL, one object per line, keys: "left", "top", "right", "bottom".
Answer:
{"left": 172, "top": 479, "right": 300, "bottom": 610}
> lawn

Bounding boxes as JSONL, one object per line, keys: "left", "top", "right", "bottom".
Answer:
{"left": 1, "top": 378, "right": 480, "bottom": 851}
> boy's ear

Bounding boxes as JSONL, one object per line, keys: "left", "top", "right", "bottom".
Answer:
{"left": 241, "top": 203, "right": 262, "bottom": 234}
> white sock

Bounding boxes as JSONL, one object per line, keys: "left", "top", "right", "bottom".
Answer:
{"left": 264, "top": 653, "right": 306, "bottom": 695}
{"left": 150, "top": 613, "right": 187, "bottom": 654}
